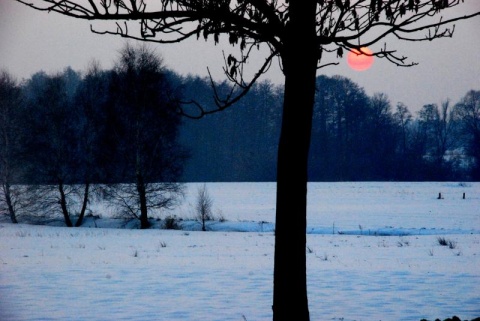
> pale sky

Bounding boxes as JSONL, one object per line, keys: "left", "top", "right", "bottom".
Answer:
{"left": 1, "top": 0, "right": 479, "bottom": 114}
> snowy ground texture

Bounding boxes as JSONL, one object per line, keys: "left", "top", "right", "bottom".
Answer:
{"left": 1, "top": 182, "right": 479, "bottom": 321}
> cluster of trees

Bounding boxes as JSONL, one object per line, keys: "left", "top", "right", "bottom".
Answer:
{"left": 2, "top": 51, "right": 479, "bottom": 225}
{"left": 179, "top": 77, "right": 283, "bottom": 181}
{"left": 180, "top": 75, "right": 480, "bottom": 182}
{"left": 311, "top": 77, "right": 480, "bottom": 181}
{"left": 0, "top": 44, "right": 188, "bottom": 227}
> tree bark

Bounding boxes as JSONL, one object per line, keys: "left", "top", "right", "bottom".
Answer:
{"left": 58, "top": 181, "right": 73, "bottom": 227}
{"left": 1, "top": 113, "right": 18, "bottom": 223}
{"left": 136, "top": 174, "right": 150, "bottom": 229}
{"left": 273, "top": 1, "right": 317, "bottom": 321}
{"left": 75, "top": 182, "right": 90, "bottom": 227}
{"left": 4, "top": 182, "right": 18, "bottom": 224}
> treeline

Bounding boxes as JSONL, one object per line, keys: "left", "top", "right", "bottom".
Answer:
{"left": 1, "top": 49, "right": 479, "bottom": 190}
{"left": 180, "top": 75, "right": 479, "bottom": 182}
{"left": 311, "top": 76, "right": 479, "bottom": 181}
{"left": 2, "top": 46, "right": 480, "bottom": 225}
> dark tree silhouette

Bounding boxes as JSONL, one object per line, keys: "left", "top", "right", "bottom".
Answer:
{"left": 15, "top": 0, "right": 480, "bottom": 319}
{"left": 310, "top": 75, "right": 371, "bottom": 181}
{"left": 418, "top": 101, "right": 457, "bottom": 179}
{"left": 179, "top": 77, "right": 282, "bottom": 182}
{"left": 72, "top": 61, "right": 109, "bottom": 226}
{"left": 454, "top": 90, "right": 480, "bottom": 180}
{"left": 22, "top": 69, "right": 87, "bottom": 227}
{"left": 104, "top": 43, "right": 187, "bottom": 229}
{"left": 0, "top": 70, "right": 24, "bottom": 223}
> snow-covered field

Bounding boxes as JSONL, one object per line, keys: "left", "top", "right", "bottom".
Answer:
{"left": 1, "top": 182, "right": 479, "bottom": 321}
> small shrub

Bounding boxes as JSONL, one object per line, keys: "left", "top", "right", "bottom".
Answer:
{"left": 420, "top": 316, "right": 479, "bottom": 321}
{"left": 155, "top": 241, "right": 167, "bottom": 252}
{"left": 445, "top": 317, "right": 461, "bottom": 321}
{"left": 437, "top": 237, "right": 457, "bottom": 249}
{"left": 448, "top": 241, "right": 457, "bottom": 249}
{"left": 164, "top": 215, "right": 181, "bottom": 230}
{"left": 15, "top": 230, "right": 30, "bottom": 237}
{"left": 437, "top": 237, "right": 448, "bottom": 246}
{"left": 397, "top": 238, "right": 410, "bottom": 247}
{"left": 378, "top": 239, "right": 388, "bottom": 247}
{"left": 216, "top": 209, "right": 226, "bottom": 222}
{"left": 317, "top": 253, "right": 328, "bottom": 261}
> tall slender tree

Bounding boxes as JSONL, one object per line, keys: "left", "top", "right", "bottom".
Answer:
{"left": 16, "top": 0, "right": 480, "bottom": 319}
{"left": 73, "top": 61, "right": 111, "bottom": 226}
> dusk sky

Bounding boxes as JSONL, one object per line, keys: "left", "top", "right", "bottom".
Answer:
{"left": 1, "top": 0, "right": 479, "bottom": 113}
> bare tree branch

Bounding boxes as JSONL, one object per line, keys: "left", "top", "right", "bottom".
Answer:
{"left": 16, "top": 0, "right": 479, "bottom": 98}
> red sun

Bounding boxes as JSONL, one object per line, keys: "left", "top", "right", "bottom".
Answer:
{"left": 347, "top": 47, "right": 374, "bottom": 71}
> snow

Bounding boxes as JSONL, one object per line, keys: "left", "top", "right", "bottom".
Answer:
{"left": 1, "top": 182, "right": 479, "bottom": 321}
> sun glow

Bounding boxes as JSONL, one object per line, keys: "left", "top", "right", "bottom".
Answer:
{"left": 347, "top": 47, "right": 374, "bottom": 71}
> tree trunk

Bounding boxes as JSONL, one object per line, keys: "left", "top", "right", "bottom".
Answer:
{"left": 75, "top": 182, "right": 90, "bottom": 227}
{"left": 2, "top": 121, "right": 17, "bottom": 223}
{"left": 273, "top": 1, "right": 317, "bottom": 321}
{"left": 136, "top": 174, "right": 150, "bottom": 229}
{"left": 58, "top": 181, "right": 73, "bottom": 227}
{"left": 4, "top": 183, "right": 18, "bottom": 224}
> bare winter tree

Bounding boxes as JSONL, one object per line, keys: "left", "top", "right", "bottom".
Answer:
{"left": 15, "top": 0, "right": 480, "bottom": 319}
{"left": 1, "top": 69, "right": 79, "bottom": 225}
{"left": 418, "top": 100, "right": 457, "bottom": 178}
{"left": 21, "top": 69, "right": 90, "bottom": 227}
{"left": 103, "top": 44, "right": 187, "bottom": 229}
{"left": 71, "top": 61, "right": 108, "bottom": 227}
{"left": 195, "top": 183, "right": 213, "bottom": 231}
{"left": 0, "top": 70, "right": 24, "bottom": 223}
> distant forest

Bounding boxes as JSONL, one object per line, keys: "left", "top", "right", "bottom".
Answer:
{"left": 179, "top": 74, "right": 479, "bottom": 182}
{"left": 1, "top": 65, "right": 479, "bottom": 183}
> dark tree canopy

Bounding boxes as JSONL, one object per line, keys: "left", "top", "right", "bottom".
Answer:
{"left": 103, "top": 43, "right": 188, "bottom": 229}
